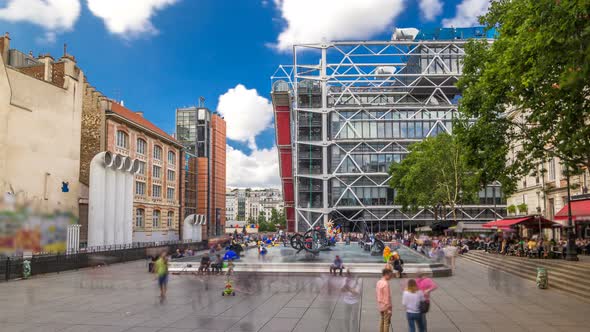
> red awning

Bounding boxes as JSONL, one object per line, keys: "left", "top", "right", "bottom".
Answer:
{"left": 483, "top": 216, "right": 559, "bottom": 229}
{"left": 554, "top": 199, "right": 590, "bottom": 222}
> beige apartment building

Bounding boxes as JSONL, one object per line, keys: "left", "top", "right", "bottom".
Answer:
{"left": 507, "top": 158, "right": 589, "bottom": 222}
{"left": 0, "top": 33, "right": 88, "bottom": 218}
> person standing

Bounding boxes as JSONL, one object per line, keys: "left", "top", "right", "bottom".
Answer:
{"left": 443, "top": 243, "right": 457, "bottom": 273}
{"left": 376, "top": 269, "right": 393, "bottom": 332}
{"left": 341, "top": 269, "right": 361, "bottom": 331}
{"left": 402, "top": 279, "right": 426, "bottom": 332}
{"left": 416, "top": 273, "right": 437, "bottom": 331}
{"left": 154, "top": 251, "right": 169, "bottom": 303}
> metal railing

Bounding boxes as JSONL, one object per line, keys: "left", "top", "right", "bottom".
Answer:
{"left": 0, "top": 240, "right": 218, "bottom": 282}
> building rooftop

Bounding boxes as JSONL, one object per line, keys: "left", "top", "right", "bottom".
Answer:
{"left": 109, "top": 101, "right": 180, "bottom": 145}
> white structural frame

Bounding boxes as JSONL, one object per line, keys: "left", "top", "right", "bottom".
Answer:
{"left": 273, "top": 39, "right": 505, "bottom": 232}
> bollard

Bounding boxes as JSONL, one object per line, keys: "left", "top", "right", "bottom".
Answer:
{"left": 536, "top": 267, "right": 548, "bottom": 289}
{"left": 23, "top": 260, "right": 31, "bottom": 279}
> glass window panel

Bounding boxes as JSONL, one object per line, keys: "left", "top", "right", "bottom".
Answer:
{"left": 393, "top": 122, "right": 400, "bottom": 138}
{"left": 363, "top": 122, "right": 369, "bottom": 138}
{"left": 377, "top": 122, "right": 385, "bottom": 138}
{"left": 385, "top": 121, "right": 392, "bottom": 138}
{"left": 370, "top": 122, "right": 377, "bottom": 138}
{"left": 400, "top": 122, "right": 407, "bottom": 138}
{"left": 415, "top": 122, "right": 423, "bottom": 138}
{"left": 408, "top": 122, "right": 415, "bottom": 138}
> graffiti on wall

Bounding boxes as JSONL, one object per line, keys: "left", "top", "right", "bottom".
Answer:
{"left": 0, "top": 182, "right": 75, "bottom": 255}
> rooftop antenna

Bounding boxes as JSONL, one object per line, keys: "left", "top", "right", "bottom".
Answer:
{"left": 198, "top": 96, "right": 205, "bottom": 108}
{"left": 63, "top": 43, "right": 67, "bottom": 56}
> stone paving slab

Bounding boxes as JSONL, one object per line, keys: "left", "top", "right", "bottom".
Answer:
{"left": 1, "top": 259, "right": 590, "bottom": 332}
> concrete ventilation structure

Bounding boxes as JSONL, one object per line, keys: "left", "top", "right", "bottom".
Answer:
{"left": 271, "top": 27, "right": 506, "bottom": 233}
{"left": 182, "top": 214, "right": 207, "bottom": 242}
{"left": 88, "top": 151, "right": 140, "bottom": 248}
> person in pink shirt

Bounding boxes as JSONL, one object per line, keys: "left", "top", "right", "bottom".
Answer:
{"left": 376, "top": 269, "right": 394, "bottom": 332}
{"left": 416, "top": 273, "right": 438, "bottom": 330}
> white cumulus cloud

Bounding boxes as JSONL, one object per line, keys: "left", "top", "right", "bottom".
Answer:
{"left": 86, "top": 0, "right": 178, "bottom": 37}
{"left": 227, "top": 145, "right": 281, "bottom": 188}
{"left": 419, "top": 0, "right": 443, "bottom": 21}
{"left": 272, "top": 0, "right": 405, "bottom": 52}
{"left": 0, "top": 0, "right": 80, "bottom": 32}
{"left": 442, "top": 0, "right": 492, "bottom": 27}
{"left": 217, "top": 84, "right": 274, "bottom": 149}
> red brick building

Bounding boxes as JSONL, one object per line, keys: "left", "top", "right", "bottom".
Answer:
{"left": 106, "top": 101, "right": 184, "bottom": 241}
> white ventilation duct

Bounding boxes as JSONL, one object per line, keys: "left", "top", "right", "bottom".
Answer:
{"left": 88, "top": 152, "right": 140, "bottom": 248}
{"left": 392, "top": 28, "right": 419, "bottom": 41}
{"left": 182, "top": 214, "right": 204, "bottom": 242}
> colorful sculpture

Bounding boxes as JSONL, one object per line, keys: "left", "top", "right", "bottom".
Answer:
{"left": 222, "top": 278, "right": 235, "bottom": 296}
{"left": 383, "top": 246, "right": 392, "bottom": 263}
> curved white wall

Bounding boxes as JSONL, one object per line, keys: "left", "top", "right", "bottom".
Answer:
{"left": 88, "top": 152, "right": 139, "bottom": 248}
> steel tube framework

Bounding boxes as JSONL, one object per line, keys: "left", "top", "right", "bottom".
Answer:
{"left": 272, "top": 34, "right": 506, "bottom": 233}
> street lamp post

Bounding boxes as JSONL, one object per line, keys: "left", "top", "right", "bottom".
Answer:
{"left": 565, "top": 168, "right": 579, "bottom": 261}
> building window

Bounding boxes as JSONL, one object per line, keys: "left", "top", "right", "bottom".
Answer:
{"left": 153, "top": 210, "right": 160, "bottom": 228}
{"left": 167, "top": 169, "right": 175, "bottom": 182}
{"left": 153, "top": 145, "right": 162, "bottom": 160}
{"left": 167, "top": 187, "right": 175, "bottom": 202}
{"left": 135, "top": 181, "right": 145, "bottom": 196}
{"left": 548, "top": 158, "right": 556, "bottom": 180}
{"left": 136, "top": 208, "right": 144, "bottom": 227}
{"left": 116, "top": 130, "right": 129, "bottom": 149}
{"left": 168, "top": 151, "right": 176, "bottom": 165}
{"left": 153, "top": 165, "right": 161, "bottom": 178}
{"left": 167, "top": 211, "right": 173, "bottom": 227}
{"left": 136, "top": 138, "right": 146, "bottom": 155}
{"left": 137, "top": 161, "right": 146, "bottom": 175}
{"left": 152, "top": 185, "right": 161, "bottom": 198}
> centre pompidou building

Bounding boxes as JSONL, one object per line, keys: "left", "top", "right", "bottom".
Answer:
{"left": 271, "top": 28, "right": 506, "bottom": 233}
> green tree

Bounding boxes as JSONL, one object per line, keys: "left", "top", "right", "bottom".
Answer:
{"left": 456, "top": 0, "right": 590, "bottom": 194}
{"left": 389, "top": 133, "right": 481, "bottom": 221}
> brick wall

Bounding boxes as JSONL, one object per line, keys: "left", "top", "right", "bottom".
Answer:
{"left": 52, "top": 62, "right": 65, "bottom": 88}
{"left": 17, "top": 64, "right": 45, "bottom": 81}
{"left": 105, "top": 116, "right": 181, "bottom": 239}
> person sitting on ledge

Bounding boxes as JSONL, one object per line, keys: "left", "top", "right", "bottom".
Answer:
{"left": 198, "top": 253, "right": 211, "bottom": 274}
{"left": 330, "top": 255, "right": 344, "bottom": 276}
{"left": 211, "top": 254, "right": 223, "bottom": 274}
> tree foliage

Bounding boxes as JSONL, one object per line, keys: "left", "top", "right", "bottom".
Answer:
{"left": 388, "top": 134, "right": 481, "bottom": 220}
{"left": 456, "top": 0, "right": 590, "bottom": 194}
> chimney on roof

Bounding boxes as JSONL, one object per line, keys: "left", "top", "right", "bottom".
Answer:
{"left": 0, "top": 32, "right": 10, "bottom": 62}
{"left": 38, "top": 53, "right": 54, "bottom": 82}
{"left": 60, "top": 42, "right": 78, "bottom": 78}
{"left": 135, "top": 111, "right": 143, "bottom": 117}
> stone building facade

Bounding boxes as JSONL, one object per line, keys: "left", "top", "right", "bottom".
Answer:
{"left": 507, "top": 158, "right": 589, "bottom": 222}
{"left": 105, "top": 102, "right": 184, "bottom": 242}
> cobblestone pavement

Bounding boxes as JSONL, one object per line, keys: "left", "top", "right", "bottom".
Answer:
{"left": 1, "top": 258, "right": 589, "bottom": 332}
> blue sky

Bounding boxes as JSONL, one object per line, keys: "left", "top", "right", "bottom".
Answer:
{"left": 0, "top": 0, "right": 491, "bottom": 188}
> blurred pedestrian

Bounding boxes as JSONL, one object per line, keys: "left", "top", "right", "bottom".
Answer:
{"left": 416, "top": 273, "right": 437, "bottom": 330}
{"left": 376, "top": 269, "right": 393, "bottom": 332}
{"left": 154, "top": 251, "right": 169, "bottom": 303}
{"left": 403, "top": 279, "right": 425, "bottom": 332}
{"left": 342, "top": 269, "right": 360, "bottom": 331}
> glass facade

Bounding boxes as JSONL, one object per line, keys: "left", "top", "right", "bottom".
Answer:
{"left": 277, "top": 32, "right": 506, "bottom": 232}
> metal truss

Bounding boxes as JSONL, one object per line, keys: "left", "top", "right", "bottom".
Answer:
{"left": 272, "top": 39, "right": 503, "bottom": 231}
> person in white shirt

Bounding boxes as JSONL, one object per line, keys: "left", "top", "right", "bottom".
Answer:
{"left": 402, "top": 279, "right": 426, "bottom": 332}
{"left": 341, "top": 270, "right": 361, "bottom": 331}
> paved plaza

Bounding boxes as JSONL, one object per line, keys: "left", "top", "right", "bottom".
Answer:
{"left": 1, "top": 258, "right": 589, "bottom": 332}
